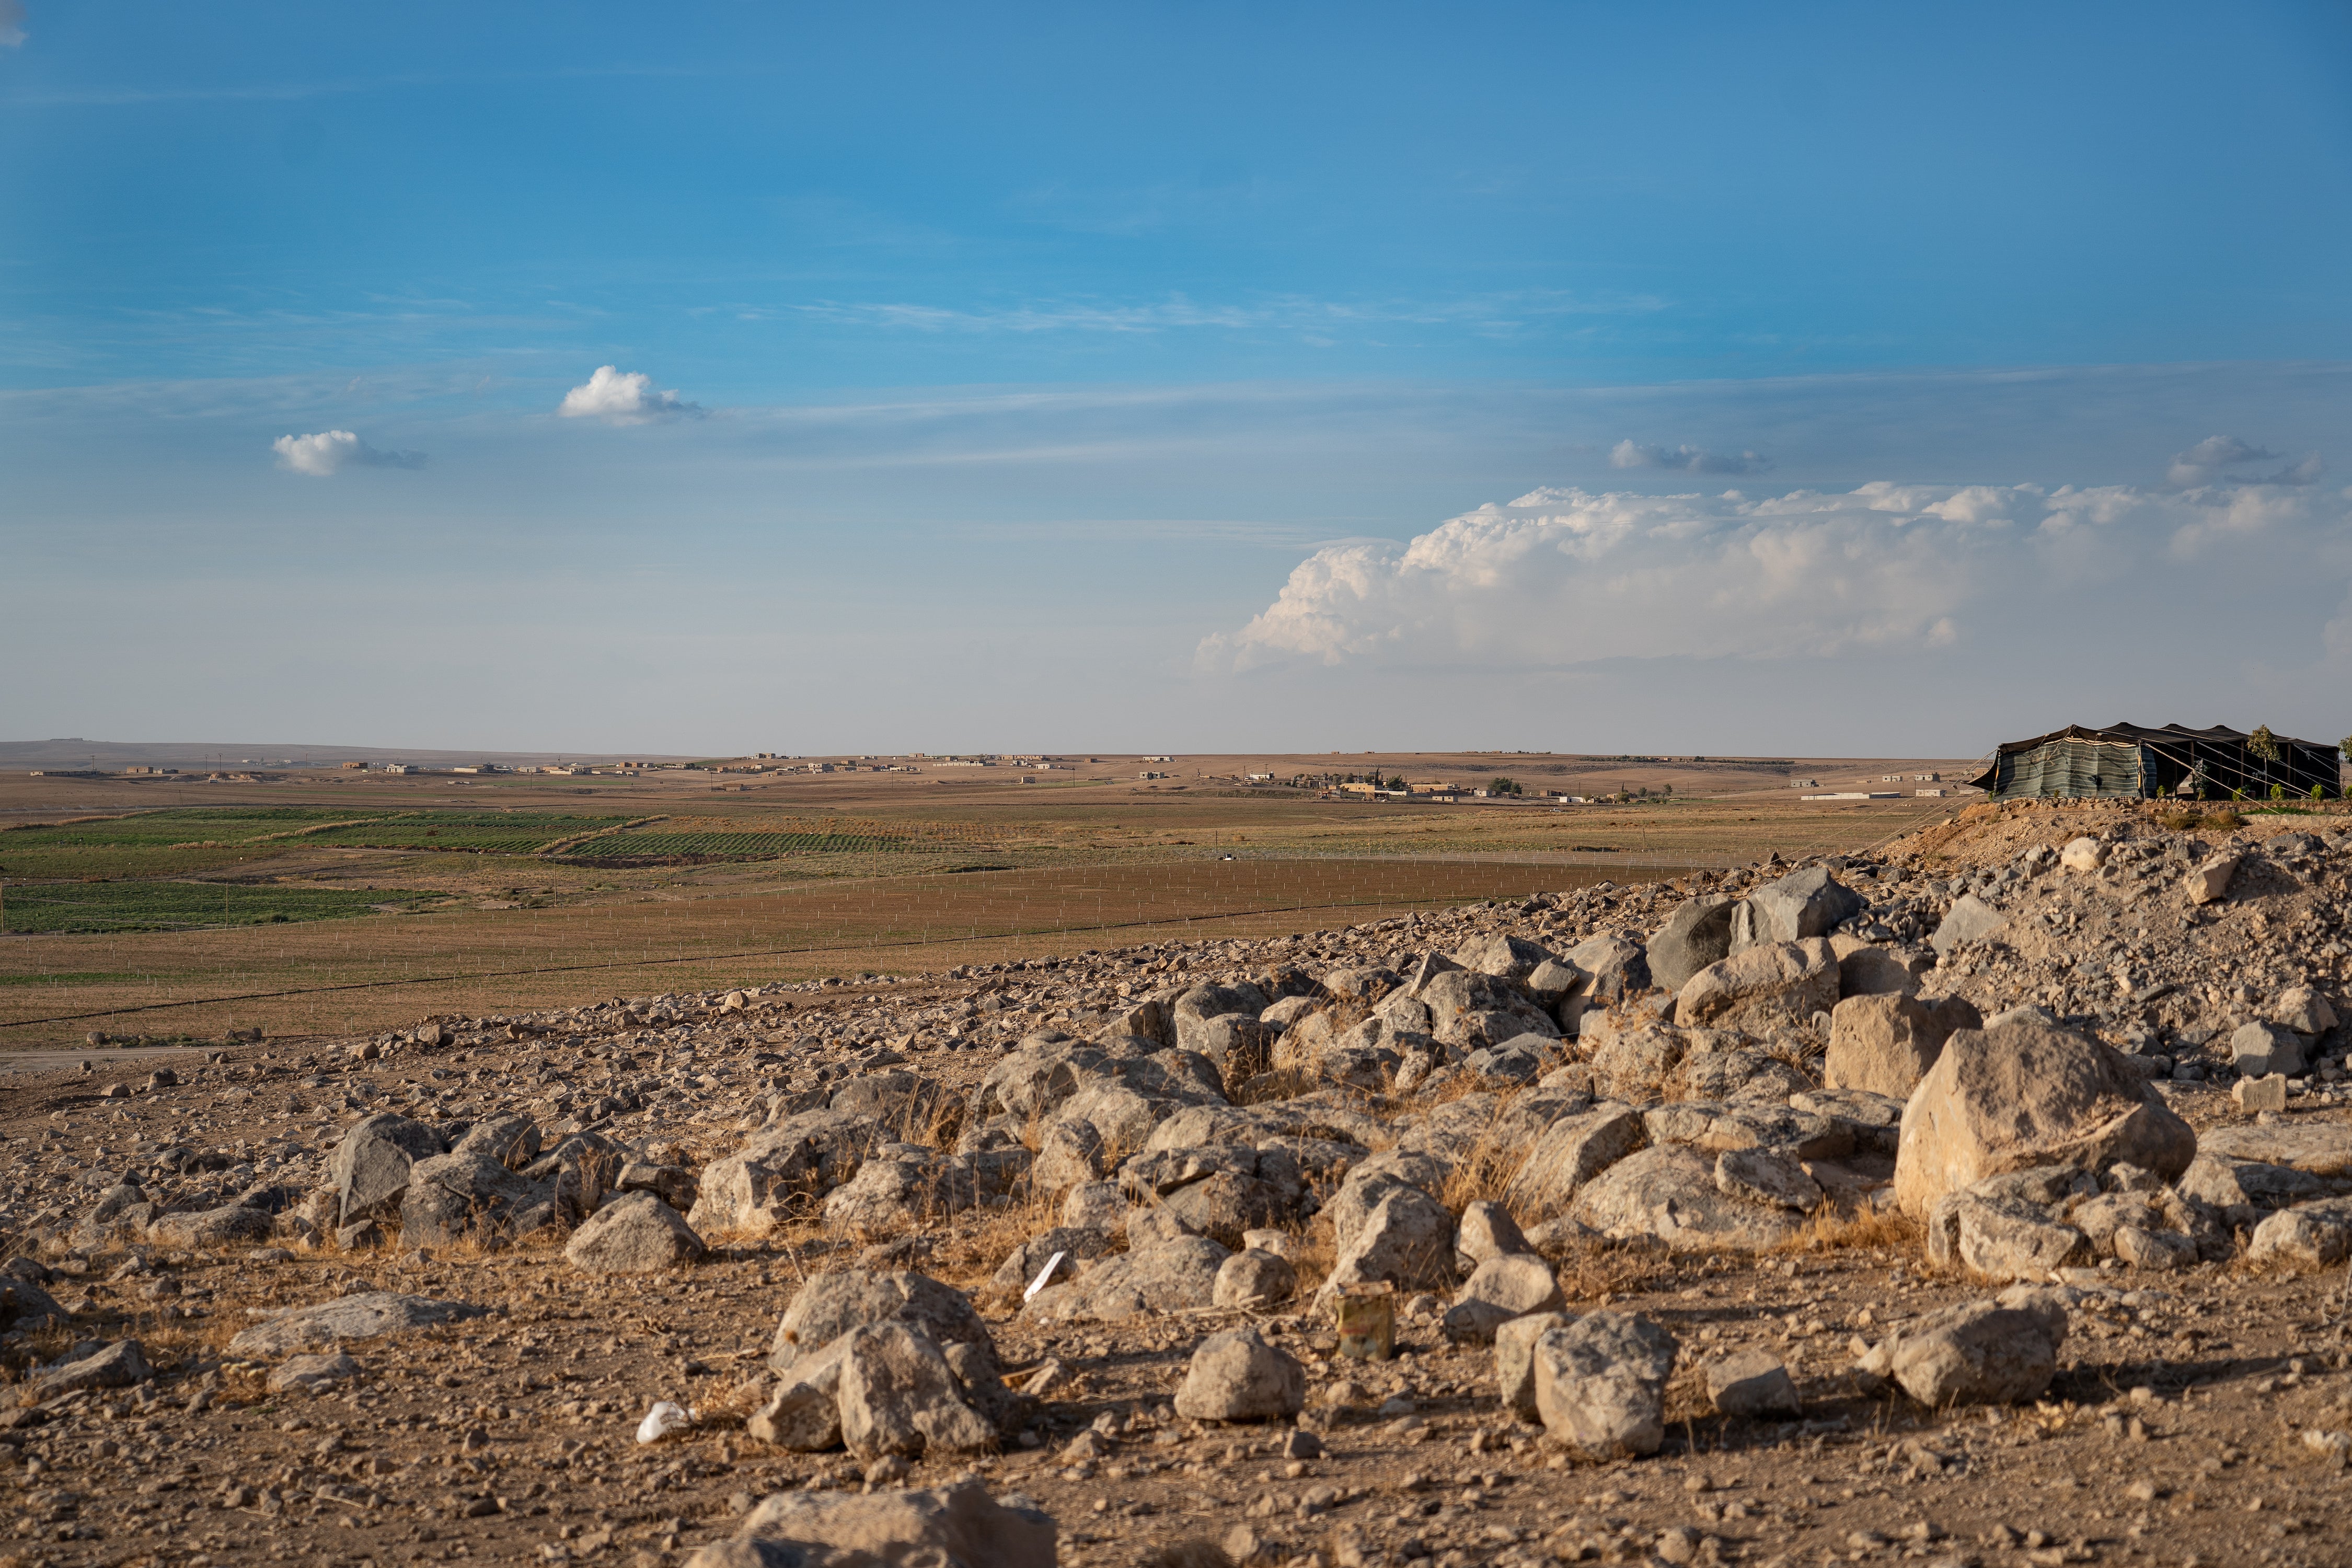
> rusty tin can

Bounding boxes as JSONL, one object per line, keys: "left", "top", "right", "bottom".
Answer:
{"left": 1333, "top": 1281, "right": 1396, "bottom": 1360}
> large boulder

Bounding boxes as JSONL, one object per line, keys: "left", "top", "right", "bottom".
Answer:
{"left": 1419, "top": 969, "right": 1561, "bottom": 1051}
{"left": 1530, "top": 1311, "right": 1679, "bottom": 1458}
{"left": 147, "top": 1203, "right": 275, "bottom": 1249}
{"left": 822, "top": 1150, "right": 985, "bottom": 1240}
{"left": 1119, "top": 1145, "right": 1308, "bottom": 1248}
{"left": 1173, "top": 982, "right": 1273, "bottom": 1054}
{"left": 1450, "top": 933, "right": 1559, "bottom": 983}
{"left": 1020, "top": 1236, "right": 1231, "bottom": 1323}
{"left": 2231, "top": 1021, "right": 2309, "bottom": 1080}
{"left": 1824, "top": 993, "right": 1982, "bottom": 1100}
{"left": 328, "top": 1114, "right": 445, "bottom": 1226}
{"left": 1855, "top": 1288, "right": 2069, "bottom": 1406}
{"left": 684, "top": 1483, "right": 1056, "bottom": 1568}
{"left": 1173, "top": 1327, "right": 1306, "bottom": 1422}
{"left": 689, "top": 1110, "right": 881, "bottom": 1238}
{"left": 769, "top": 1272, "right": 996, "bottom": 1376}
{"left": 1893, "top": 1019, "right": 2197, "bottom": 1219}
{"left": 2247, "top": 1200, "right": 2352, "bottom": 1268}
{"left": 836, "top": 1323, "right": 998, "bottom": 1459}
{"left": 1503, "top": 1106, "right": 1647, "bottom": 1219}
{"left": 1320, "top": 1184, "right": 1456, "bottom": 1297}
{"left": 1571, "top": 1145, "right": 1803, "bottom": 1252}
{"left": 1674, "top": 940, "right": 1839, "bottom": 1032}
{"left": 566, "top": 1191, "right": 705, "bottom": 1274}
{"left": 1730, "top": 868, "right": 1864, "bottom": 952}
{"left": 1564, "top": 934, "right": 1651, "bottom": 1004}
{"left": 1647, "top": 897, "right": 1734, "bottom": 993}
{"left": 398, "top": 1148, "right": 545, "bottom": 1247}
{"left": 1924, "top": 1178, "right": 2093, "bottom": 1281}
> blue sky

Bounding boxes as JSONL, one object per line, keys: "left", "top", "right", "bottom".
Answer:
{"left": 6, "top": 2, "right": 2352, "bottom": 756}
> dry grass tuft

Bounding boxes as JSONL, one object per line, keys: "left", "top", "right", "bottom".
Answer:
{"left": 1775, "top": 1204, "right": 1918, "bottom": 1254}
{"left": 1550, "top": 1242, "right": 1665, "bottom": 1304}
{"left": 1139, "top": 1542, "right": 1234, "bottom": 1568}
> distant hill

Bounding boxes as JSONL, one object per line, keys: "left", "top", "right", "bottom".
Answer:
{"left": 0, "top": 739, "right": 689, "bottom": 771}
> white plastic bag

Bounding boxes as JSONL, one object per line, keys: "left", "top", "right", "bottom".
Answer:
{"left": 635, "top": 1400, "right": 694, "bottom": 1444}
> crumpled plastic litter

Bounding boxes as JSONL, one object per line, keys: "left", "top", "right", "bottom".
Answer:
{"left": 636, "top": 1400, "right": 694, "bottom": 1444}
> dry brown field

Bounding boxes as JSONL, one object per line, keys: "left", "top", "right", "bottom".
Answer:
{"left": 0, "top": 751, "right": 1974, "bottom": 1053}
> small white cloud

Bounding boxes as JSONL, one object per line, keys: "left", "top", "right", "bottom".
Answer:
{"left": 1610, "top": 439, "right": 1771, "bottom": 476}
{"left": 0, "top": 1, "right": 25, "bottom": 48}
{"left": 557, "top": 365, "right": 702, "bottom": 424}
{"left": 270, "top": 429, "right": 425, "bottom": 476}
{"left": 2166, "top": 434, "right": 2321, "bottom": 489}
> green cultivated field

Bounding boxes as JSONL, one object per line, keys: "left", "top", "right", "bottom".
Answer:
{"left": 287, "top": 812, "right": 632, "bottom": 852}
{"left": 2, "top": 881, "right": 439, "bottom": 935}
{"left": 0, "top": 806, "right": 388, "bottom": 878}
{"left": 561, "top": 829, "right": 916, "bottom": 861}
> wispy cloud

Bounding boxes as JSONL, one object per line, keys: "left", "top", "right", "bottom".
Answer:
{"left": 557, "top": 365, "right": 702, "bottom": 425}
{"left": 13, "top": 63, "right": 726, "bottom": 108}
{"left": 2165, "top": 433, "right": 2322, "bottom": 489}
{"left": 1609, "top": 439, "right": 1772, "bottom": 476}
{"left": 1, "top": 0, "right": 26, "bottom": 48}
{"left": 779, "top": 288, "right": 1666, "bottom": 339}
{"left": 270, "top": 429, "right": 425, "bottom": 476}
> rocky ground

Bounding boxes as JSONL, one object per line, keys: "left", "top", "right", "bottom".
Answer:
{"left": 7, "top": 800, "right": 2352, "bottom": 1568}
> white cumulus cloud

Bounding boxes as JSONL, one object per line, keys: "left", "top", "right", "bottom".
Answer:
{"left": 0, "top": 1, "right": 25, "bottom": 48}
{"left": 2166, "top": 434, "right": 2322, "bottom": 489}
{"left": 270, "top": 429, "right": 425, "bottom": 476}
{"left": 557, "top": 365, "right": 702, "bottom": 424}
{"left": 1610, "top": 439, "right": 1771, "bottom": 476}
{"left": 1202, "top": 472, "right": 2352, "bottom": 674}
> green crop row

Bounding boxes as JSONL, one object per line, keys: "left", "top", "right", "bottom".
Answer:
{"left": 2, "top": 881, "right": 437, "bottom": 935}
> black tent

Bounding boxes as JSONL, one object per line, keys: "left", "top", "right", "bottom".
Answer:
{"left": 1967, "top": 722, "right": 2342, "bottom": 802}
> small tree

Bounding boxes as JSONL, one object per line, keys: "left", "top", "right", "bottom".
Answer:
{"left": 2251, "top": 724, "right": 2282, "bottom": 764}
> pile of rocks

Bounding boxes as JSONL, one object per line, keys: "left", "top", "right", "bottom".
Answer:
{"left": 11, "top": 805, "right": 2352, "bottom": 1567}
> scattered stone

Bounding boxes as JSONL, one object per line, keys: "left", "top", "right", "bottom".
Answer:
{"left": 1213, "top": 1248, "right": 1298, "bottom": 1308}
{"left": 2234, "top": 1074, "right": 2290, "bottom": 1113}
{"left": 1704, "top": 1349, "right": 1800, "bottom": 1417}
{"left": 1824, "top": 993, "right": 1980, "bottom": 1100}
{"left": 1173, "top": 1327, "right": 1307, "bottom": 1421}
{"left": 1442, "top": 1254, "right": 1564, "bottom": 1342}
{"left": 836, "top": 1322, "right": 997, "bottom": 1458}
{"left": 565, "top": 1190, "right": 707, "bottom": 1273}
{"left": 1855, "top": 1289, "right": 2068, "bottom": 1406}
{"left": 32, "top": 1338, "right": 151, "bottom": 1396}
{"left": 267, "top": 1352, "right": 363, "bottom": 1394}
{"left": 2184, "top": 855, "right": 2239, "bottom": 905}
{"left": 227, "top": 1292, "right": 490, "bottom": 1356}
{"left": 684, "top": 1481, "right": 1056, "bottom": 1568}
{"left": 1530, "top": 1311, "right": 1679, "bottom": 1458}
